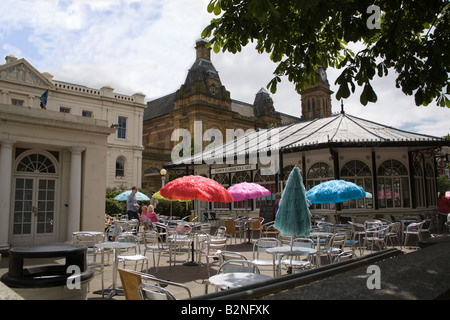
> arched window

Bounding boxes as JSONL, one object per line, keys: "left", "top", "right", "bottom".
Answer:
{"left": 115, "top": 157, "right": 125, "bottom": 178}
{"left": 16, "top": 153, "right": 56, "bottom": 174}
{"left": 340, "top": 160, "right": 373, "bottom": 209}
{"left": 377, "top": 159, "right": 410, "bottom": 208}
{"left": 307, "top": 162, "right": 334, "bottom": 210}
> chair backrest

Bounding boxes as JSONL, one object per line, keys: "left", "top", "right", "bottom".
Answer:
{"left": 421, "top": 219, "right": 432, "bottom": 230}
{"left": 143, "top": 230, "right": 163, "bottom": 249}
{"left": 128, "top": 219, "right": 140, "bottom": 231}
{"left": 328, "top": 233, "right": 347, "bottom": 250}
{"left": 118, "top": 268, "right": 143, "bottom": 300}
{"left": 220, "top": 250, "right": 248, "bottom": 264}
{"left": 406, "top": 221, "right": 424, "bottom": 232}
{"left": 119, "top": 268, "right": 192, "bottom": 300}
{"left": 387, "top": 222, "right": 401, "bottom": 234}
{"left": 217, "top": 260, "right": 261, "bottom": 274}
{"left": 115, "top": 220, "right": 131, "bottom": 232}
{"left": 364, "top": 219, "right": 382, "bottom": 229}
{"left": 333, "top": 251, "right": 353, "bottom": 263}
{"left": 253, "top": 237, "right": 281, "bottom": 259}
{"left": 291, "top": 237, "right": 314, "bottom": 248}
{"left": 206, "top": 235, "right": 227, "bottom": 252}
{"left": 199, "top": 223, "right": 211, "bottom": 235}
{"left": 279, "top": 235, "right": 293, "bottom": 246}
{"left": 214, "top": 226, "right": 227, "bottom": 238}
{"left": 224, "top": 219, "right": 238, "bottom": 233}
{"left": 138, "top": 283, "right": 176, "bottom": 300}
{"left": 116, "top": 234, "right": 141, "bottom": 254}
{"left": 72, "top": 232, "right": 100, "bottom": 248}
{"left": 317, "top": 221, "right": 334, "bottom": 232}
{"left": 251, "top": 217, "right": 264, "bottom": 229}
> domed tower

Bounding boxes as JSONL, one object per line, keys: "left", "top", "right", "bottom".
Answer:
{"left": 174, "top": 39, "right": 231, "bottom": 112}
{"left": 300, "top": 66, "right": 333, "bottom": 120}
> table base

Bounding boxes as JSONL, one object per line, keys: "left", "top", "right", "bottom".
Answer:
{"left": 93, "top": 286, "right": 124, "bottom": 299}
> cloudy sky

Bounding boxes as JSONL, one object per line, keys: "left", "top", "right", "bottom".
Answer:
{"left": 1, "top": 0, "right": 448, "bottom": 137}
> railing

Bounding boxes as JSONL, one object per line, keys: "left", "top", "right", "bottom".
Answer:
{"left": 189, "top": 248, "right": 403, "bottom": 300}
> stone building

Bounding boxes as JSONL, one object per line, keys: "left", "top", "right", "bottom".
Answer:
{"left": 0, "top": 55, "right": 145, "bottom": 248}
{"left": 142, "top": 39, "right": 300, "bottom": 191}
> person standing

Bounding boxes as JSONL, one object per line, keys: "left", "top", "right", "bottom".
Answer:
{"left": 127, "top": 186, "right": 140, "bottom": 221}
{"left": 437, "top": 191, "right": 450, "bottom": 233}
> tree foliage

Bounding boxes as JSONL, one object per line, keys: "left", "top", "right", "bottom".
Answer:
{"left": 202, "top": 0, "right": 450, "bottom": 107}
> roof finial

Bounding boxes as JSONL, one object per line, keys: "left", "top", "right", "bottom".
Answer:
{"left": 340, "top": 99, "right": 345, "bottom": 114}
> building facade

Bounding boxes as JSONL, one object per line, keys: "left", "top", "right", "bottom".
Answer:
{"left": 165, "top": 111, "right": 450, "bottom": 222}
{"left": 142, "top": 40, "right": 299, "bottom": 191}
{"left": 0, "top": 55, "right": 145, "bottom": 248}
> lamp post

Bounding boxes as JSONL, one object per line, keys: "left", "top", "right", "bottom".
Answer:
{"left": 160, "top": 168, "right": 167, "bottom": 187}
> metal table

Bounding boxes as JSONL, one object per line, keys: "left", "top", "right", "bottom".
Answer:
{"left": 94, "top": 241, "right": 135, "bottom": 299}
{"left": 208, "top": 272, "right": 272, "bottom": 291}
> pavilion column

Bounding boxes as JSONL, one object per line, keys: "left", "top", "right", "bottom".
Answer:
{"left": 67, "top": 147, "right": 84, "bottom": 241}
{"left": 0, "top": 141, "right": 15, "bottom": 248}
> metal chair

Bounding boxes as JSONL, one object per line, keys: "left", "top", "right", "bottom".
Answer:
{"left": 385, "top": 222, "right": 402, "bottom": 248}
{"left": 118, "top": 268, "right": 192, "bottom": 300}
{"left": 72, "top": 232, "right": 105, "bottom": 297}
{"left": 115, "top": 234, "right": 149, "bottom": 272}
{"left": 252, "top": 237, "right": 281, "bottom": 277}
{"left": 280, "top": 237, "right": 315, "bottom": 273}
{"left": 249, "top": 217, "right": 264, "bottom": 240}
{"left": 142, "top": 230, "right": 170, "bottom": 273}
{"left": 363, "top": 227, "right": 387, "bottom": 253}
{"left": 403, "top": 221, "right": 425, "bottom": 247}
{"left": 138, "top": 283, "right": 176, "bottom": 300}
{"left": 223, "top": 219, "right": 244, "bottom": 244}
{"left": 322, "top": 233, "right": 347, "bottom": 263}
{"left": 198, "top": 234, "right": 227, "bottom": 277}
{"left": 261, "top": 221, "right": 280, "bottom": 239}
{"left": 217, "top": 260, "right": 261, "bottom": 274}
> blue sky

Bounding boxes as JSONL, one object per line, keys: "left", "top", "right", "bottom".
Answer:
{"left": 1, "top": 0, "right": 448, "bottom": 137}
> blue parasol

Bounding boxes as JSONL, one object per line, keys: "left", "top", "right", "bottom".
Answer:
{"left": 274, "top": 166, "right": 311, "bottom": 237}
{"left": 306, "top": 180, "right": 366, "bottom": 204}
{"left": 114, "top": 190, "right": 151, "bottom": 201}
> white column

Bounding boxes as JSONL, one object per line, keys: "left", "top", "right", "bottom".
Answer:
{"left": 67, "top": 147, "right": 84, "bottom": 241}
{"left": 0, "top": 141, "right": 15, "bottom": 249}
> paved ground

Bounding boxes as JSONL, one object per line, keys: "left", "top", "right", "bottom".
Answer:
{"left": 0, "top": 232, "right": 422, "bottom": 300}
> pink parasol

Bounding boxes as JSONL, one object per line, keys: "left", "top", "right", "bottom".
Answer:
{"left": 160, "top": 175, "right": 233, "bottom": 203}
{"left": 227, "top": 182, "right": 271, "bottom": 201}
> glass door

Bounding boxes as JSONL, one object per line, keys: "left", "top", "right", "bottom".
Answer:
{"left": 12, "top": 177, "right": 56, "bottom": 246}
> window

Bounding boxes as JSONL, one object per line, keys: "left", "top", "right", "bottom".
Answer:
{"left": 115, "top": 157, "right": 125, "bottom": 178}
{"left": 11, "top": 99, "right": 24, "bottom": 106}
{"left": 377, "top": 159, "right": 410, "bottom": 208}
{"left": 211, "top": 84, "right": 216, "bottom": 95}
{"left": 117, "top": 116, "right": 127, "bottom": 139}
{"left": 413, "top": 160, "right": 425, "bottom": 207}
{"left": 307, "top": 162, "right": 334, "bottom": 210}
{"left": 254, "top": 169, "right": 276, "bottom": 209}
{"left": 60, "top": 107, "right": 71, "bottom": 113}
{"left": 82, "top": 110, "right": 93, "bottom": 118}
{"left": 212, "top": 173, "right": 230, "bottom": 210}
{"left": 425, "top": 163, "right": 436, "bottom": 207}
{"left": 340, "top": 160, "right": 373, "bottom": 209}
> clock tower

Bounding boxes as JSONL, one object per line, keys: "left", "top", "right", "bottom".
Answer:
{"left": 300, "top": 66, "right": 333, "bottom": 120}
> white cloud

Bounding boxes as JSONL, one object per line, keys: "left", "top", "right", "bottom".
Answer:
{"left": 0, "top": 0, "right": 448, "bottom": 138}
